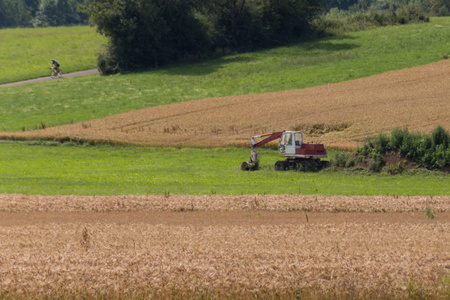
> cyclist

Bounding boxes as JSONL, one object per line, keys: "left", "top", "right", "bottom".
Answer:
{"left": 51, "top": 59, "right": 60, "bottom": 74}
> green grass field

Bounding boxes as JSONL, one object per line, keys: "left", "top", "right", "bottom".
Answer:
{"left": 0, "top": 18, "right": 449, "bottom": 132}
{"left": 0, "top": 142, "right": 448, "bottom": 195}
{"left": 0, "top": 26, "right": 105, "bottom": 84}
{"left": 1, "top": 20, "right": 449, "bottom": 196}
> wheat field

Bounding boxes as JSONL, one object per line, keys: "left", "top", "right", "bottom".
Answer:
{"left": 1, "top": 194, "right": 449, "bottom": 298}
{"left": 3, "top": 60, "right": 449, "bottom": 149}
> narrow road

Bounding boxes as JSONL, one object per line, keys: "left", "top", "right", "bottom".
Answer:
{"left": 0, "top": 69, "right": 99, "bottom": 88}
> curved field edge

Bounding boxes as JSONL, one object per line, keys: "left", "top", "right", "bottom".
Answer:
{"left": 0, "top": 18, "right": 449, "bottom": 137}
{"left": 0, "top": 143, "right": 448, "bottom": 196}
{"left": 3, "top": 58, "right": 449, "bottom": 150}
{"left": 0, "top": 194, "right": 449, "bottom": 299}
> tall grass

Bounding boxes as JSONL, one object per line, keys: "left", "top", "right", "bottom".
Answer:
{"left": 0, "top": 26, "right": 105, "bottom": 84}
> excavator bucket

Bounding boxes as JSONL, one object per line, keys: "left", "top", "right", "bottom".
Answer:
{"left": 241, "top": 160, "right": 258, "bottom": 171}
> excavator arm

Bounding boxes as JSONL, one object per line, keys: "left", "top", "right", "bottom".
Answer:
{"left": 240, "top": 131, "right": 284, "bottom": 171}
{"left": 250, "top": 131, "right": 283, "bottom": 162}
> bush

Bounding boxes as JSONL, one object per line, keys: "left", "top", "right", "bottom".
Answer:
{"left": 97, "top": 51, "right": 119, "bottom": 75}
{"left": 369, "top": 153, "right": 384, "bottom": 172}
{"left": 314, "top": 5, "right": 429, "bottom": 35}
{"left": 399, "top": 132, "right": 420, "bottom": 159}
{"left": 383, "top": 162, "right": 406, "bottom": 175}
{"left": 357, "top": 126, "right": 449, "bottom": 171}
{"left": 371, "top": 133, "right": 390, "bottom": 155}
{"left": 389, "top": 127, "right": 408, "bottom": 150}
{"left": 330, "top": 151, "right": 351, "bottom": 169}
{"left": 431, "top": 125, "right": 449, "bottom": 149}
{"left": 397, "top": 4, "right": 429, "bottom": 24}
{"left": 345, "top": 157, "right": 355, "bottom": 168}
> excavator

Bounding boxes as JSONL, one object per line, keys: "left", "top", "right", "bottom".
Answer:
{"left": 240, "top": 131, "right": 328, "bottom": 171}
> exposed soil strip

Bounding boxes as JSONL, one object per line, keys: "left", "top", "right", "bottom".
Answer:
{"left": 1, "top": 211, "right": 448, "bottom": 227}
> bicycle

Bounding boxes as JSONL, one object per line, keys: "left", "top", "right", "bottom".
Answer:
{"left": 49, "top": 67, "right": 63, "bottom": 79}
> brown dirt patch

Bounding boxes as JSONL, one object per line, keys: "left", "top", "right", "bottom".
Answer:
{"left": 0, "top": 194, "right": 449, "bottom": 298}
{"left": 1, "top": 60, "right": 449, "bottom": 149}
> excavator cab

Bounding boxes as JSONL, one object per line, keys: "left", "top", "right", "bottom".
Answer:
{"left": 279, "top": 131, "right": 303, "bottom": 155}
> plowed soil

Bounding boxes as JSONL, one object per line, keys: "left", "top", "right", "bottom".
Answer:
{"left": 1, "top": 194, "right": 449, "bottom": 298}
{"left": 2, "top": 60, "right": 449, "bottom": 149}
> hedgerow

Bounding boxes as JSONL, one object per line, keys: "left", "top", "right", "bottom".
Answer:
{"left": 358, "top": 126, "right": 450, "bottom": 170}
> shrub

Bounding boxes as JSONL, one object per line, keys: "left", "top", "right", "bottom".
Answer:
{"left": 397, "top": 4, "right": 429, "bottom": 24}
{"left": 389, "top": 127, "right": 408, "bottom": 150}
{"left": 369, "top": 153, "right": 384, "bottom": 172}
{"left": 314, "top": 5, "right": 429, "bottom": 35}
{"left": 371, "top": 133, "right": 390, "bottom": 155}
{"left": 383, "top": 162, "right": 406, "bottom": 175}
{"left": 399, "top": 132, "right": 419, "bottom": 159}
{"left": 357, "top": 144, "right": 371, "bottom": 156}
{"left": 345, "top": 157, "right": 355, "bottom": 168}
{"left": 330, "top": 151, "right": 351, "bottom": 169}
{"left": 97, "top": 50, "right": 119, "bottom": 75}
{"left": 358, "top": 126, "right": 449, "bottom": 171}
{"left": 425, "top": 206, "right": 435, "bottom": 219}
{"left": 431, "top": 125, "right": 449, "bottom": 149}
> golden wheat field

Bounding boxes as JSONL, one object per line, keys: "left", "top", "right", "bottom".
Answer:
{"left": 1, "top": 194, "right": 449, "bottom": 298}
{"left": 3, "top": 60, "right": 449, "bottom": 149}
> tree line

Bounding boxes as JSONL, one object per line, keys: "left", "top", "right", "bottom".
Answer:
{"left": 1, "top": 0, "right": 447, "bottom": 74}
{"left": 0, "top": 0, "right": 87, "bottom": 28}
{"left": 83, "top": 0, "right": 326, "bottom": 74}
{"left": 325, "top": 0, "right": 449, "bottom": 16}
{"left": 1, "top": 0, "right": 448, "bottom": 29}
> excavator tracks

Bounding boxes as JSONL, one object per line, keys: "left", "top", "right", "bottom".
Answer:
{"left": 275, "top": 158, "right": 328, "bottom": 171}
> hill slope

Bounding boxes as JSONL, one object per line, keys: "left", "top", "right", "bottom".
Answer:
{"left": 3, "top": 60, "right": 449, "bottom": 149}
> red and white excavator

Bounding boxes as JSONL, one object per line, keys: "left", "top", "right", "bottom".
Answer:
{"left": 241, "top": 131, "right": 328, "bottom": 171}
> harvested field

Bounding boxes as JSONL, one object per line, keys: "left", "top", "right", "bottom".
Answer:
{"left": 1, "top": 194, "right": 449, "bottom": 298}
{"left": 2, "top": 60, "right": 449, "bottom": 149}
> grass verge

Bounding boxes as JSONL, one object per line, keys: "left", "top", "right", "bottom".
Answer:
{"left": 0, "top": 142, "right": 448, "bottom": 196}
{"left": 0, "top": 18, "right": 449, "bottom": 132}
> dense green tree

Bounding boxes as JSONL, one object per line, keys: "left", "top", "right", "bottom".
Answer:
{"left": 261, "top": 0, "right": 325, "bottom": 44}
{"left": 84, "top": 0, "right": 210, "bottom": 71}
{"left": 31, "top": 0, "right": 88, "bottom": 27}
{"left": 24, "top": 0, "right": 40, "bottom": 16}
{"left": 326, "top": 0, "right": 358, "bottom": 10}
{"left": 0, "top": 0, "right": 87, "bottom": 28}
{"left": 0, "top": 0, "right": 32, "bottom": 28}
{"left": 85, "top": 0, "right": 327, "bottom": 73}
{"left": 424, "top": 0, "right": 449, "bottom": 15}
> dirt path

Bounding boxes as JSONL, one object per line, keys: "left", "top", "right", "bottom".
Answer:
{"left": 0, "top": 69, "right": 99, "bottom": 87}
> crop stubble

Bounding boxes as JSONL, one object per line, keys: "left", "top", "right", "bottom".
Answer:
{"left": 2, "top": 60, "right": 449, "bottom": 149}
{"left": 0, "top": 194, "right": 449, "bottom": 298}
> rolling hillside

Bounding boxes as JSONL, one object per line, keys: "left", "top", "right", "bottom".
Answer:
{"left": 3, "top": 59, "right": 449, "bottom": 149}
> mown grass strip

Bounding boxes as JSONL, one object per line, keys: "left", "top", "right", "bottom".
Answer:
{"left": 0, "top": 18, "right": 449, "bottom": 132}
{"left": 0, "top": 142, "right": 447, "bottom": 196}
